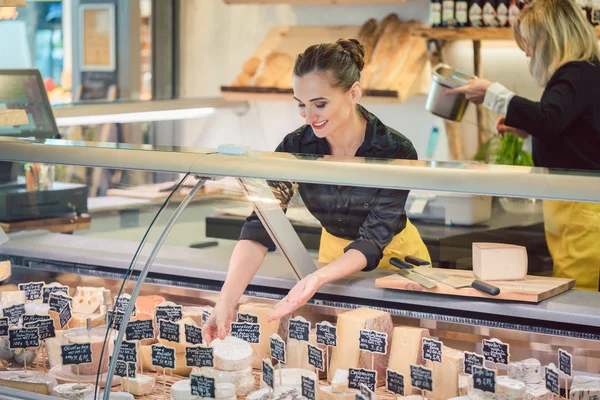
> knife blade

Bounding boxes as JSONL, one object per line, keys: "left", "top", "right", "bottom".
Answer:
{"left": 389, "top": 258, "right": 437, "bottom": 289}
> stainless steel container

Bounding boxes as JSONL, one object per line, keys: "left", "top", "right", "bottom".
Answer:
{"left": 425, "top": 63, "right": 476, "bottom": 122}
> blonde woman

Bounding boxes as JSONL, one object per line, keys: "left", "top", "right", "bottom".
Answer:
{"left": 450, "top": 0, "right": 600, "bottom": 291}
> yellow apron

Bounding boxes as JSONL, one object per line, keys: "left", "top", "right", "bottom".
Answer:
{"left": 317, "top": 218, "right": 431, "bottom": 270}
{"left": 543, "top": 200, "right": 600, "bottom": 291}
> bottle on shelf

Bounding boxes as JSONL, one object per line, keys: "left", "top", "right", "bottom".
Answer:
{"left": 456, "top": 0, "right": 470, "bottom": 26}
{"left": 442, "top": 0, "right": 458, "bottom": 27}
{"left": 496, "top": 0, "right": 510, "bottom": 26}
{"left": 483, "top": 0, "right": 499, "bottom": 26}
{"left": 469, "top": 0, "right": 484, "bottom": 27}
{"left": 431, "top": 0, "right": 442, "bottom": 27}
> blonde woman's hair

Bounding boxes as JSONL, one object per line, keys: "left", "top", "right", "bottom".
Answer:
{"left": 513, "top": 0, "right": 600, "bottom": 86}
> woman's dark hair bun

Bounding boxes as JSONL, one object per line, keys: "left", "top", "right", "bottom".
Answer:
{"left": 336, "top": 38, "right": 366, "bottom": 72}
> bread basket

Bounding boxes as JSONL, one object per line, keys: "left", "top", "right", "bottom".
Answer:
{"left": 425, "top": 63, "right": 476, "bottom": 122}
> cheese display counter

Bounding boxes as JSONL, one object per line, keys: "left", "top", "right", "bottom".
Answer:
{"left": 0, "top": 138, "right": 599, "bottom": 400}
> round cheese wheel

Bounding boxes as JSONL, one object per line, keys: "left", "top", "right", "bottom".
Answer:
{"left": 191, "top": 366, "right": 254, "bottom": 397}
{"left": 171, "top": 380, "right": 235, "bottom": 400}
{"left": 210, "top": 336, "right": 253, "bottom": 371}
{"left": 51, "top": 383, "right": 96, "bottom": 400}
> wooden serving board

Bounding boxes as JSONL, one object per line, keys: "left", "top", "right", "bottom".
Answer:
{"left": 375, "top": 269, "right": 576, "bottom": 303}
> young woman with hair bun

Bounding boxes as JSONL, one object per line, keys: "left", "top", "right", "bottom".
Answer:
{"left": 203, "top": 38, "right": 430, "bottom": 343}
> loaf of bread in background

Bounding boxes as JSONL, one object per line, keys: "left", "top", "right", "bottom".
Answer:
{"left": 255, "top": 52, "right": 294, "bottom": 87}
{"left": 358, "top": 18, "right": 379, "bottom": 66}
{"left": 360, "top": 13, "right": 401, "bottom": 87}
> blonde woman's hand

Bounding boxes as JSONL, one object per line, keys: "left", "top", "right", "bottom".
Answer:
{"left": 267, "top": 274, "right": 321, "bottom": 322}
{"left": 446, "top": 78, "right": 492, "bottom": 105}
{"left": 496, "top": 116, "right": 530, "bottom": 139}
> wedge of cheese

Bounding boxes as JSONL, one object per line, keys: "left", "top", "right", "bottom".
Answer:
{"left": 0, "top": 371, "right": 57, "bottom": 395}
{"left": 238, "top": 302, "right": 289, "bottom": 369}
{"left": 569, "top": 375, "right": 600, "bottom": 400}
{"left": 121, "top": 374, "right": 155, "bottom": 396}
{"left": 134, "top": 295, "right": 165, "bottom": 321}
{"left": 509, "top": 358, "right": 543, "bottom": 384}
{"left": 182, "top": 306, "right": 204, "bottom": 327}
{"left": 210, "top": 336, "right": 254, "bottom": 371}
{"left": 329, "top": 307, "right": 393, "bottom": 386}
{"left": 72, "top": 287, "right": 104, "bottom": 315}
{"left": 426, "top": 345, "right": 464, "bottom": 400}
{"left": 51, "top": 383, "right": 96, "bottom": 400}
{"left": 157, "top": 317, "right": 197, "bottom": 353}
{"left": 387, "top": 326, "right": 430, "bottom": 395}
{"left": 320, "top": 386, "right": 358, "bottom": 399}
{"left": 472, "top": 242, "right": 528, "bottom": 281}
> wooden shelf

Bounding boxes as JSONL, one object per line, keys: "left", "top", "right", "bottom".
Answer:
{"left": 221, "top": 86, "right": 406, "bottom": 103}
{"left": 413, "top": 25, "right": 600, "bottom": 41}
{"left": 224, "top": 0, "right": 405, "bottom": 4}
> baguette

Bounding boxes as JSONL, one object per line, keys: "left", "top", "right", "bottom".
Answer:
{"left": 358, "top": 18, "right": 379, "bottom": 66}
{"left": 361, "top": 14, "right": 401, "bottom": 88}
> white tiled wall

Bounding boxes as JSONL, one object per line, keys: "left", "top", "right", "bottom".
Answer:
{"left": 177, "top": 0, "right": 545, "bottom": 161}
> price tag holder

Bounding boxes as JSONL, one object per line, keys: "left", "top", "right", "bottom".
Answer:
{"left": 18, "top": 282, "right": 44, "bottom": 302}
{"left": 48, "top": 293, "right": 72, "bottom": 313}
{"left": 107, "top": 311, "right": 125, "bottom": 331}
{"left": 61, "top": 343, "right": 93, "bottom": 366}
{"left": 155, "top": 305, "right": 182, "bottom": 322}
{"left": 237, "top": 312, "right": 258, "bottom": 324}
{"left": 359, "top": 329, "right": 388, "bottom": 355}
{"left": 114, "top": 295, "right": 136, "bottom": 316}
{"left": 558, "top": 349, "right": 572, "bottom": 377}
{"left": 473, "top": 366, "right": 496, "bottom": 394}
{"left": 301, "top": 375, "right": 316, "bottom": 400}
{"left": 386, "top": 369, "right": 405, "bottom": 396}
{"left": 117, "top": 340, "right": 138, "bottom": 363}
{"left": 42, "top": 285, "right": 69, "bottom": 304}
{"left": 482, "top": 338, "right": 510, "bottom": 366}
{"left": 24, "top": 318, "right": 55, "bottom": 340}
{"left": 158, "top": 319, "right": 180, "bottom": 343}
{"left": 410, "top": 364, "right": 433, "bottom": 392}
{"left": 115, "top": 360, "right": 137, "bottom": 378}
{"left": 191, "top": 374, "right": 215, "bottom": 398}
{"left": 545, "top": 366, "right": 560, "bottom": 396}
{"left": 125, "top": 319, "right": 154, "bottom": 342}
{"left": 58, "top": 302, "right": 72, "bottom": 330}
{"left": 185, "top": 324, "right": 203, "bottom": 345}
{"left": 307, "top": 344, "right": 324, "bottom": 371}
{"left": 151, "top": 345, "right": 176, "bottom": 370}
{"left": 422, "top": 337, "right": 443, "bottom": 363}
{"left": 230, "top": 322, "right": 261, "bottom": 344}
{"left": 0, "top": 317, "right": 9, "bottom": 337}
{"left": 316, "top": 321, "right": 337, "bottom": 347}
{"left": 2, "top": 303, "right": 25, "bottom": 325}
{"left": 288, "top": 317, "right": 311, "bottom": 342}
{"left": 262, "top": 359, "right": 274, "bottom": 390}
{"left": 185, "top": 346, "right": 214, "bottom": 368}
{"left": 464, "top": 351, "right": 485, "bottom": 375}
{"left": 9, "top": 327, "right": 39, "bottom": 350}
{"left": 270, "top": 335, "right": 286, "bottom": 364}
{"left": 348, "top": 368, "right": 377, "bottom": 392}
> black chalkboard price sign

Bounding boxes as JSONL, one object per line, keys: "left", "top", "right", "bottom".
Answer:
{"left": 237, "top": 312, "right": 258, "bottom": 324}
{"left": 230, "top": 322, "right": 261, "bottom": 344}
{"left": 107, "top": 311, "right": 125, "bottom": 331}
{"left": 24, "top": 318, "right": 56, "bottom": 341}
{"left": 359, "top": 329, "right": 388, "bottom": 355}
{"left": 151, "top": 345, "right": 176, "bottom": 370}
{"left": 301, "top": 375, "right": 316, "bottom": 400}
{"left": 115, "top": 360, "right": 137, "bottom": 378}
{"left": 410, "top": 364, "right": 433, "bottom": 392}
{"left": 464, "top": 351, "right": 485, "bottom": 375}
{"left": 0, "top": 318, "right": 9, "bottom": 337}
{"left": 185, "top": 346, "right": 214, "bottom": 368}
{"left": 202, "top": 309, "right": 211, "bottom": 325}
{"left": 48, "top": 293, "right": 72, "bottom": 313}
{"left": 386, "top": 369, "right": 404, "bottom": 396}
{"left": 348, "top": 368, "right": 377, "bottom": 392}
{"left": 126, "top": 319, "right": 154, "bottom": 342}
{"left": 315, "top": 322, "right": 337, "bottom": 347}
{"left": 270, "top": 335, "right": 286, "bottom": 364}
{"left": 155, "top": 305, "right": 182, "bottom": 323}
{"left": 9, "top": 327, "right": 39, "bottom": 350}
{"left": 545, "top": 367, "right": 560, "bottom": 396}
{"left": 117, "top": 340, "right": 138, "bottom": 363}
{"left": 42, "top": 285, "right": 68, "bottom": 304}
{"left": 185, "top": 324, "right": 203, "bottom": 345}
{"left": 191, "top": 374, "right": 215, "bottom": 398}
{"left": 558, "top": 348, "right": 572, "bottom": 377}
{"left": 422, "top": 337, "right": 443, "bottom": 363}
{"left": 262, "top": 359, "right": 274, "bottom": 390}
{"left": 159, "top": 320, "right": 180, "bottom": 343}
{"left": 22, "top": 314, "right": 50, "bottom": 325}
{"left": 307, "top": 344, "right": 324, "bottom": 371}
{"left": 360, "top": 384, "right": 374, "bottom": 400}
{"left": 482, "top": 339, "right": 510, "bottom": 366}
{"left": 473, "top": 366, "right": 496, "bottom": 394}
{"left": 3, "top": 303, "right": 25, "bottom": 325}
{"left": 288, "top": 317, "right": 311, "bottom": 342}
{"left": 18, "top": 282, "right": 44, "bottom": 301}
{"left": 114, "top": 295, "right": 136, "bottom": 316}
{"left": 58, "top": 302, "right": 72, "bottom": 330}
{"left": 61, "top": 343, "right": 93, "bottom": 366}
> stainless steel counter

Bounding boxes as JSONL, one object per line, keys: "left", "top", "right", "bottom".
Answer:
{"left": 2, "top": 231, "right": 599, "bottom": 338}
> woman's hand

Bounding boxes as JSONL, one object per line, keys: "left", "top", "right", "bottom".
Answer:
{"left": 268, "top": 274, "right": 321, "bottom": 322}
{"left": 202, "top": 303, "right": 233, "bottom": 345}
{"left": 496, "top": 116, "right": 530, "bottom": 139}
{"left": 446, "top": 78, "right": 492, "bottom": 104}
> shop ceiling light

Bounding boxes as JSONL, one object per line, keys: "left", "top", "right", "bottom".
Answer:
{"left": 55, "top": 107, "right": 216, "bottom": 127}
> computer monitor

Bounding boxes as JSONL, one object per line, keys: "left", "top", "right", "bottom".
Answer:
{"left": 0, "top": 69, "right": 60, "bottom": 140}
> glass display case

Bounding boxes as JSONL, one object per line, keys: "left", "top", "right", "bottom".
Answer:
{"left": 0, "top": 117, "right": 599, "bottom": 400}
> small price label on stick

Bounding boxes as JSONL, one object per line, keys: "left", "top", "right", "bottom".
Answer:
{"left": 422, "top": 337, "right": 443, "bottom": 363}
{"left": 386, "top": 369, "right": 405, "bottom": 396}
{"left": 230, "top": 322, "right": 260, "bottom": 344}
{"left": 184, "top": 324, "right": 203, "bottom": 345}
{"left": 464, "top": 351, "right": 485, "bottom": 375}
{"left": 191, "top": 374, "right": 215, "bottom": 398}
{"left": 18, "top": 282, "right": 44, "bottom": 301}
{"left": 185, "top": 346, "right": 214, "bottom": 368}
{"left": 24, "top": 318, "right": 55, "bottom": 341}
{"left": 316, "top": 321, "right": 337, "bottom": 347}
{"left": 158, "top": 319, "right": 180, "bottom": 343}
{"left": 125, "top": 319, "right": 154, "bottom": 342}
{"left": 410, "top": 364, "right": 433, "bottom": 392}
{"left": 288, "top": 317, "right": 311, "bottom": 342}
{"left": 151, "top": 345, "right": 176, "bottom": 370}
{"left": 482, "top": 338, "right": 510, "bottom": 366}
{"left": 270, "top": 335, "right": 286, "bottom": 364}
{"left": 262, "top": 359, "right": 274, "bottom": 390}
{"left": 307, "top": 344, "right": 324, "bottom": 371}
{"left": 558, "top": 349, "right": 572, "bottom": 377}
{"left": 301, "top": 375, "right": 316, "bottom": 400}
{"left": 359, "top": 329, "right": 388, "bottom": 355}
{"left": 155, "top": 305, "right": 182, "bottom": 322}
{"left": 237, "top": 312, "right": 258, "bottom": 324}
{"left": 545, "top": 366, "right": 560, "bottom": 396}
{"left": 9, "top": 327, "right": 39, "bottom": 350}
{"left": 473, "top": 366, "right": 496, "bottom": 394}
{"left": 61, "top": 343, "right": 93, "bottom": 366}
{"left": 348, "top": 368, "right": 377, "bottom": 392}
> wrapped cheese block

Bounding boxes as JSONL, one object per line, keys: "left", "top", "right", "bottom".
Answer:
{"left": 320, "top": 386, "right": 358, "bottom": 399}
{"left": 157, "top": 316, "right": 197, "bottom": 353}
{"left": 171, "top": 380, "right": 235, "bottom": 400}
{"left": 388, "top": 326, "right": 430, "bottom": 395}
{"left": 51, "top": 383, "right": 96, "bottom": 400}
{"left": 426, "top": 345, "right": 464, "bottom": 400}
{"left": 525, "top": 382, "right": 554, "bottom": 400}
{"left": 329, "top": 307, "right": 393, "bottom": 386}
{"left": 210, "top": 336, "right": 253, "bottom": 371}
{"left": 259, "top": 367, "right": 317, "bottom": 390}
{"left": 569, "top": 375, "right": 600, "bottom": 400}
{"left": 191, "top": 366, "right": 254, "bottom": 397}
{"left": 238, "top": 302, "right": 289, "bottom": 369}
{"left": 470, "top": 376, "right": 526, "bottom": 399}
{"left": 247, "top": 386, "right": 302, "bottom": 400}
{"left": 473, "top": 243, "right": 528, "bottom": 281}
{"left": 509, "top": 358, "right": 543, "bottom": 384}
{"left": 0, "top": 371, "right": 57, "bottom": 395}
{"left": 121, "top": 374, "right": 155, "bottom": 396}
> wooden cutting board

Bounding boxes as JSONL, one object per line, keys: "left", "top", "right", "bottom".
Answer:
{"left": 375, "top": 269, "right": 576, "bottom": 303}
